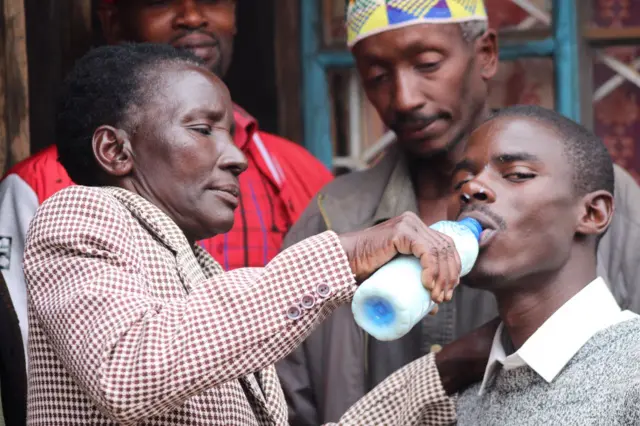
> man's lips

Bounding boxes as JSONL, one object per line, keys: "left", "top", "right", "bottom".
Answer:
{"left": 394, "top": 117, "right": 445, "bottom": 140}
{"left": 173, "top": 35, "right": 219, "bottom": 60}
{"left": 457, "top": 211, "right": 500, "bottom": 248}
{"left": 173, "top": 33, "right": 218, "bottom": 48}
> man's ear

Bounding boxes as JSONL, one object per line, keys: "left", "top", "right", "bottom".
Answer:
{"left": 92, "top": 126, "right": 134, "bottom": 178}
{"left": 97, "top": 3, "right": 124, "bottom": 45}
{"left": 476, "top": 29, "right": 498, "bottom": 81}
{"left": 575, "top": 190, "right": 615, "bottom": 238}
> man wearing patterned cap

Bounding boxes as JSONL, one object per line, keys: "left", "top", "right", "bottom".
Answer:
{"left": 277, "top": 1, "right": 640, "bottom": 424}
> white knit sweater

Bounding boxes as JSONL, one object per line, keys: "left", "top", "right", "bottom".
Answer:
{"left": 456, "top": 317, "right": 640, "bottom": 425}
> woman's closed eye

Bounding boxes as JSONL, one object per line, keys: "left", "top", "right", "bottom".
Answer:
{"left": 190, "top": 126, "right": 212, "bottom": 136}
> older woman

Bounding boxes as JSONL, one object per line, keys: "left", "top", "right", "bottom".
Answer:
{"left": 22, "top": 43, "right": 491, "bottom": 425}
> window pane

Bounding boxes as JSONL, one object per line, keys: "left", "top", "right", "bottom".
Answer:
{"left": 593, "top": 46, "right": 640, "bottom": 183}
{"left": 488, "top": 57, "right": 555, "bottom": 110}
{"left": 327, "top": 68, "right": 387, "bottom": 174}
{"left": 322, "top": 0, "right": 347, "bottom": 48}
{"left": 591, "top": 0, "right": 640, "bottom": 28}
{"left": 486, "top": 0, "right": 552, "bottom": 31}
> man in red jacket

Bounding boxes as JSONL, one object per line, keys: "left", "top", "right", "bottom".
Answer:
{"left": 0, "top": 0, "right": 332, "bottom": 396}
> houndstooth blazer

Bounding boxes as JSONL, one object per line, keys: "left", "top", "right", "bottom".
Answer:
{"left": 23, "top": 185, "right": 455, "bottom": 425}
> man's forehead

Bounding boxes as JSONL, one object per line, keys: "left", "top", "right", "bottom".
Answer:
{"left": 469, "top": 117, "right": 565, "bottom": 160}
{"left": 354, "top": 22, "right": 461, "bottom": 56}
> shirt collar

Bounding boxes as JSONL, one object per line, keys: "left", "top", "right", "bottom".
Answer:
{"left": 232, "top": 103, "right": 258, "bottom": 151}
{"left": 371, "top": 147, "right": 419, "bottom": 225}
{"left": 479, "top": 277, "right": 638, "bottom": 394}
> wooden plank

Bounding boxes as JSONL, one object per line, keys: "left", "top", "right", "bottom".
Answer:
{"left": 584, "top": 26, "right": 640, "bottom": 46}
{"left": 0, "top": 0, "right": 30, "bottom": 175}
{"left": 577, "top": 0, "right": 594, "bottom": 130}
{"left": 274, "top": 0, "right": 303, "bottom": 144}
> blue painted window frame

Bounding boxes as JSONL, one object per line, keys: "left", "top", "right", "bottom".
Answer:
{"left": 300, "top": 0, "right": 580, "bottom": 168}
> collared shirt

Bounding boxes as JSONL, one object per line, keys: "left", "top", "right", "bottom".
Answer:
{"left": 479, "top": 277, "right": 638, "bottom": 395}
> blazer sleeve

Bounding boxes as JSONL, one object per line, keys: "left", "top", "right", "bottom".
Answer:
{"left": 23, "top": 187, "right": 356, "bottom": 424}
{"left": 326, "top": 353, "right": 456, "bottom": 426}
{"left": 276, "top": 192, "right": 331, "bottom": 425}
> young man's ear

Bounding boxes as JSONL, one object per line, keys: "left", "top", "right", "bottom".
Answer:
{"left": 92, "top": 126, "right": 134, "bottom": 178}
{"left": 476, "top": 29, "right": 498, "bottom": 81}
{"left": 575, "top": 190, "right": 614, "bottom": 238}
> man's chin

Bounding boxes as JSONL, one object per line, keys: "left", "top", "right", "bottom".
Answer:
{"left": 463, "top": 267, "right": 507, "bottom": 291}
{"left": 399, "top": 138, "right": 450, "bottom": 159}
{"left": 396, "top": 130, "right": 464, "bottom": 159}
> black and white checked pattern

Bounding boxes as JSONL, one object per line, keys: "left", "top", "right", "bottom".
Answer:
{"left": 23, "top": 186, "right": 357, "bottom": 425}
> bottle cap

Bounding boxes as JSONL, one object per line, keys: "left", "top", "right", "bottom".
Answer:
{"left": 458, "top": 217, "right": 483, "bottom": 241}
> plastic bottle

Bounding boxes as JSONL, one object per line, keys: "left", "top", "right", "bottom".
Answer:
{"left": 351, "top": 218, "right": 482, "bottom": 341}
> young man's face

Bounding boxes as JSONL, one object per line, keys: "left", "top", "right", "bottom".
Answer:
{"left": 452, "top": 116, "right": 582, "bottom": 289}
{"left": 352, "top": 23, "right": 497, "bottom": 158}
{"left": 100, "top": 0, "right": 237, "bottom": 77}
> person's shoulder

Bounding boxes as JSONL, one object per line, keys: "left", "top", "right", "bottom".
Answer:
{"left": 4, "top": 145, "right": 64, "bottom": 180}
{"left": 613, "top": 165, "right": 640, "bottom": 216}
{"left": 38, "top": 186, "right": 123, "bottom": 221}
{"left": 2, "top": 145, "right": 74, "bottom": 203}
{"left": 587, "top": 316, "right": 640, "bottom": 365}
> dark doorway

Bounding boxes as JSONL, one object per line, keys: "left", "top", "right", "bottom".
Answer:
{"left": 24, "top": 0, "right": 280, "bottom": 154}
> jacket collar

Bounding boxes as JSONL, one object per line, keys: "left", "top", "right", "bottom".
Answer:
{"left": 104, "top": 187, "right": 214, "bottom": 291}
{"left": 233, "top": 104, "right": 258, "bottom": 152}
{"left": 371, "top": 147, "right": 418, "bottom": 224}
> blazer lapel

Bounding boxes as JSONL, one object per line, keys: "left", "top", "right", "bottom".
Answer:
{"left": 258, "top": 367, "right": 286, "bottom": 418}
{"left": 104, "top": 187, "right": 207, "bottom": 292}
{"left": 105, "top": 188, "right": 274, "bottom": 420}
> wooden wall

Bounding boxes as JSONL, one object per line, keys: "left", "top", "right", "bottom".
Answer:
{"left": 24, "top": 0, "right": 95, "bottom": 156}
{"left": 0, "top": 0, "right": 30, "bottom": 176}
{"left": 274, "top": 0, "right": 303, "bottom": 144}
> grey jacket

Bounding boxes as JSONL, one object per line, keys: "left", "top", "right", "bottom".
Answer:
{"left": 275, "top": 146, "right": 640, "bottom": 425}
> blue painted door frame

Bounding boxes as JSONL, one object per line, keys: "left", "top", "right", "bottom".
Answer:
{"left": 300, "top": 0, "right": 581, "bottom": 168}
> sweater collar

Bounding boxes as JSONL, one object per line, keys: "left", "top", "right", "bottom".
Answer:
{"left": 479, "top": 277, "right": 637, "bottom": 395}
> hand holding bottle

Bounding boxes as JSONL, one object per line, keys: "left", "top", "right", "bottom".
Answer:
{"left": 351, "top": 217, "right": 482, "bottom": 341}
{"left": 338, "top": 211, "right": 463, "bottom": 303}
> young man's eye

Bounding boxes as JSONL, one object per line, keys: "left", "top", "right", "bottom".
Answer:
{"left": 454, "top": 179, "right": 470, "bottom": 190}
{"left": 504, "top": 172, "right": 536, "bottom": 182}
{"left": 416, "top": 62, "right": 440, "bottom": 73}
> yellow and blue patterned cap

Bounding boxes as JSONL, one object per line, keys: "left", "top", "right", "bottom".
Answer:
{"left": 347, "top": 0, "right": 487, "bottom": 48}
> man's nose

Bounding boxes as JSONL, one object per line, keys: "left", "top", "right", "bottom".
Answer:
{"left": 175, "top": 0, "right": 208, "bottom": 29}
{"left": 460, "top": 179, "right": 496, "bottom": 204}
{"left": 391, "top": 71, "right": 425, "bottom": 113}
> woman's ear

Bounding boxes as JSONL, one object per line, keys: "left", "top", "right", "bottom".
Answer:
{"left": 92, "top": 126, "right": 134, "bottom": 178}
{"left": 575, "top": 190, "right": 614, "bottom": 238}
